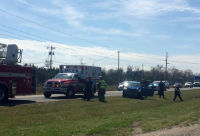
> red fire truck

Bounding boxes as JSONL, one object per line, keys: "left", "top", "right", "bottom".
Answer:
{"left": 0, "top": 43, "right": 35, "bottom": 103}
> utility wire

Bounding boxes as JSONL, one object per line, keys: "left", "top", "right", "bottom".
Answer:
{"left": 0, "top": 27, "right": 40, "bottom": 41}
{"left": 170, "top": 60, "right": 200, "bottom": 65}
{"left": 0, "top": 24, "right": 51, "bottom": 42}
{"left": 1, "top": 9, "right": 199, "bottom": 67}
{"left": 0, "top": 9, "right": 106, "bottom": 46}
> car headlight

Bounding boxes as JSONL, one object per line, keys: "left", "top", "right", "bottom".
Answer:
{"left": 124, "top": 86, "right": 128, "bottom": 90}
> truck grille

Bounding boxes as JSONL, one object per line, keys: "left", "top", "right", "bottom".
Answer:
{"left": 47, "top": 82, "right": 53, "bottom": 87}
{"left": 47, "top": 82, "right": 61, "bottom": 88}
{"left": 54, "top": 82, "right": 61, "bottom": 88}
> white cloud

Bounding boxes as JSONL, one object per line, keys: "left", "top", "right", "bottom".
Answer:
{"left": 122, "top": 0, "right": 197, "bottom": 18}
{"left": 171, "top": 17, "right": 200, "bottom": 23}
{"left": 175, "top": 45, "right": 192, "bottom": 49}
{"left": 169, "top": 55, "right": 200, "bottom": 73}
{"left": 29, "top": 0, "right": 85, "bottom": 27}
{"left": 188, "top": 24, "right": 200, "bottom": 29}
{"left": 79, "top": 26, "right": 148, "bottom": 37}
{"left": 93, "top": 0, "right": 200, "bottom": 18}
{"left": 62, "top": 5, "right": 85, "bottom": 26}
{"left": 1, "top": 38, "right": 200, "bottom": 73}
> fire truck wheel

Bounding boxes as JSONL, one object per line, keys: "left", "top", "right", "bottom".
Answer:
{"left": 0, "top": 86, "right": 8, "bottom": 103}
{"left": 44, "top": 92, "right": 51, "bottom": 98}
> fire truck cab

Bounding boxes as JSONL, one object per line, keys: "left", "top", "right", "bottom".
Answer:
{"left": 0, "top": 43, "right": 36, "bottom": 103}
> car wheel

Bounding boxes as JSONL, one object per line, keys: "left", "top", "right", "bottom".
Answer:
{"left": 138, "top": 94, "right": 143, "bottom": 99}
{"left": 122, "top": 91, "right": 126, "bottom": 97}
{"left": 44, "top": 92, "right": 51, "bottom": 98}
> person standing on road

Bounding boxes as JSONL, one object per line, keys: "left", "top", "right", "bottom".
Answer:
{"left": 173, "top": 86, "right": 183, "bottom": 102}
{"left": 84, "top": 77, "right": 93, "bottom": 101}
{"left": 98, "top": 76, "right": 107, "bottom": 102}
{"left": 159, "top": 80, "right": 165, "bottom": 98}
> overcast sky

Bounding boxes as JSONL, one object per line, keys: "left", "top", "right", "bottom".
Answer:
{"left": 0, "top": 0, "right": 200, "bottom": 73}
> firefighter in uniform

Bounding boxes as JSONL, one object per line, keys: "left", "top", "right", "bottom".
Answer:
{"left": 173, "top": 86, "right": 183, "bottom": 102}
{"left": 158, "top": 80, "right": 165, "bottom": 98}
{"left": 84, "top": 77, "right": 93, "bottom": 101}
{"left": 98, "top": 76, "right": 107, "bottom": 102}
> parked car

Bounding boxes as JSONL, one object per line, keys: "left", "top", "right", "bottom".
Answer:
{"left": 184, "top": 82, "right": 193, "bottom": 88}
{"left": 163, "top": 81, "right": 170, "bottom": 89}
{"left": 122, "top": 81, "right": 154, "bottom": 98}
{"left": 152, "top": 81, "right": 160, "bottom": 91}
{"left": 193, "top": 82, "right": 200, "bottom": 87}
{"left": 173, "top": 82, "right": 183, "bottom": 88}
{"left": 152, "top": 81, "right": 167, "bottom": 91}
{"left": 118, "top": 81, "right": 128, "bottom": 91}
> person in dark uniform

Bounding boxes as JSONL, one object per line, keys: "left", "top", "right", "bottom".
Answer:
{"left": 84, "top": 77, "right": 93, "bottom": 101}
{"left": 98, "top": 76, "right": 107, "bottom": 102}
{"left": 141, "top": 80, "right": 149, "bottom": 88}
{"left": 158, "top": 80, "right": 165, "bottom": 98}
{"left": 173, "top": 86, "right": 183, "bottom": 101}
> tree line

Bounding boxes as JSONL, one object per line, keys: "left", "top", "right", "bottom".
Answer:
{"left": 102, "top": 65, "right": 197, "bottom": 85}
{"left": 33, "top": 65, "right": 198, "bottom": 86}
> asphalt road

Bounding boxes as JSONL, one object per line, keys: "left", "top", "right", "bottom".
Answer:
{"left": 2, "top": 87, "right": 199, "bottom": 106}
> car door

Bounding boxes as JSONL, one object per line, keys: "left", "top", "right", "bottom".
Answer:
{"left": 72, "top": 74, "right": 80, "bottom": 92}
{"left": 141, "top": 84, "right": 154, "bottom": 96}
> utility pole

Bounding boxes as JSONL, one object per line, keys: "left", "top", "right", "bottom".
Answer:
{"left": 118, "top": 51, "right": 120, "bottom": 71}
{"left": 142, "top": 64, "right": 144, "bottom": 80}
{"left": 47, "top": 45, "right": 55, "bottom": 69}
{"left": 165, "top": 52, "right": 169, "bottom": 80}
{"left": 118, "top": 51, "right": 120, "bottom": 83}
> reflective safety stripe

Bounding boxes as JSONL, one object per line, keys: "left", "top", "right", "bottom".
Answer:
{"left": 100, "top": 80, "right": 106, "bottom": 89}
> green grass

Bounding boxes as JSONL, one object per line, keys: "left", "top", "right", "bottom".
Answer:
{"left": 0, "top": 90, "right": 200, "bottom": 136}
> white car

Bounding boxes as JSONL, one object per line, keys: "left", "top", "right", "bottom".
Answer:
{"left": 118, "top": 81, "right": 128, "bottom": 91}
{"left": 193, "top": 82, "right": 200, "bottom": 87}
{"left": 184, "top": 82, "right": 193, "bottom": 88}
{"left": 163, "top": 81, "right": 170, "bottom": 89}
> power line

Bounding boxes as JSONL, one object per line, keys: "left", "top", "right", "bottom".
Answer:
{"left": 92, "top": 52, "right": 116, "bottom": 64}
{"left": 0, "top": 27, "right": 40, "bottom": 41}
{"left": 170, "top": 60, "right": 200, "bottom": 65}
{"left": 0, "top": 9, "right": 71, "bottom": 37}
{"left": 0, "top": 8, "right": 108, "bottom": 46}
{"left": 0, "top": 24, "right": 51, "bottom": 42}
{"left": 0, "top": 32, "right": 22, "bottom": 39}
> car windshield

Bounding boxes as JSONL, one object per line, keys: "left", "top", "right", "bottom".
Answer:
{"left": 54, "top": 73, "right": 73, "bottom": 79}
{"left": 127, "top": 82, "right": 140, "bottom": 87}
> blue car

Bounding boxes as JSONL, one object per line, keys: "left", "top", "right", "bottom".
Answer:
{"left": 122, "top": 81, "right": 154, "bottom": 98}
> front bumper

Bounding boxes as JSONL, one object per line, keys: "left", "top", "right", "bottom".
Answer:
{"left": 43, "top": 87, "right": 67, "bottom": 94}
{"left": 123, "top": 89, "right": 141, "bottom": 96}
